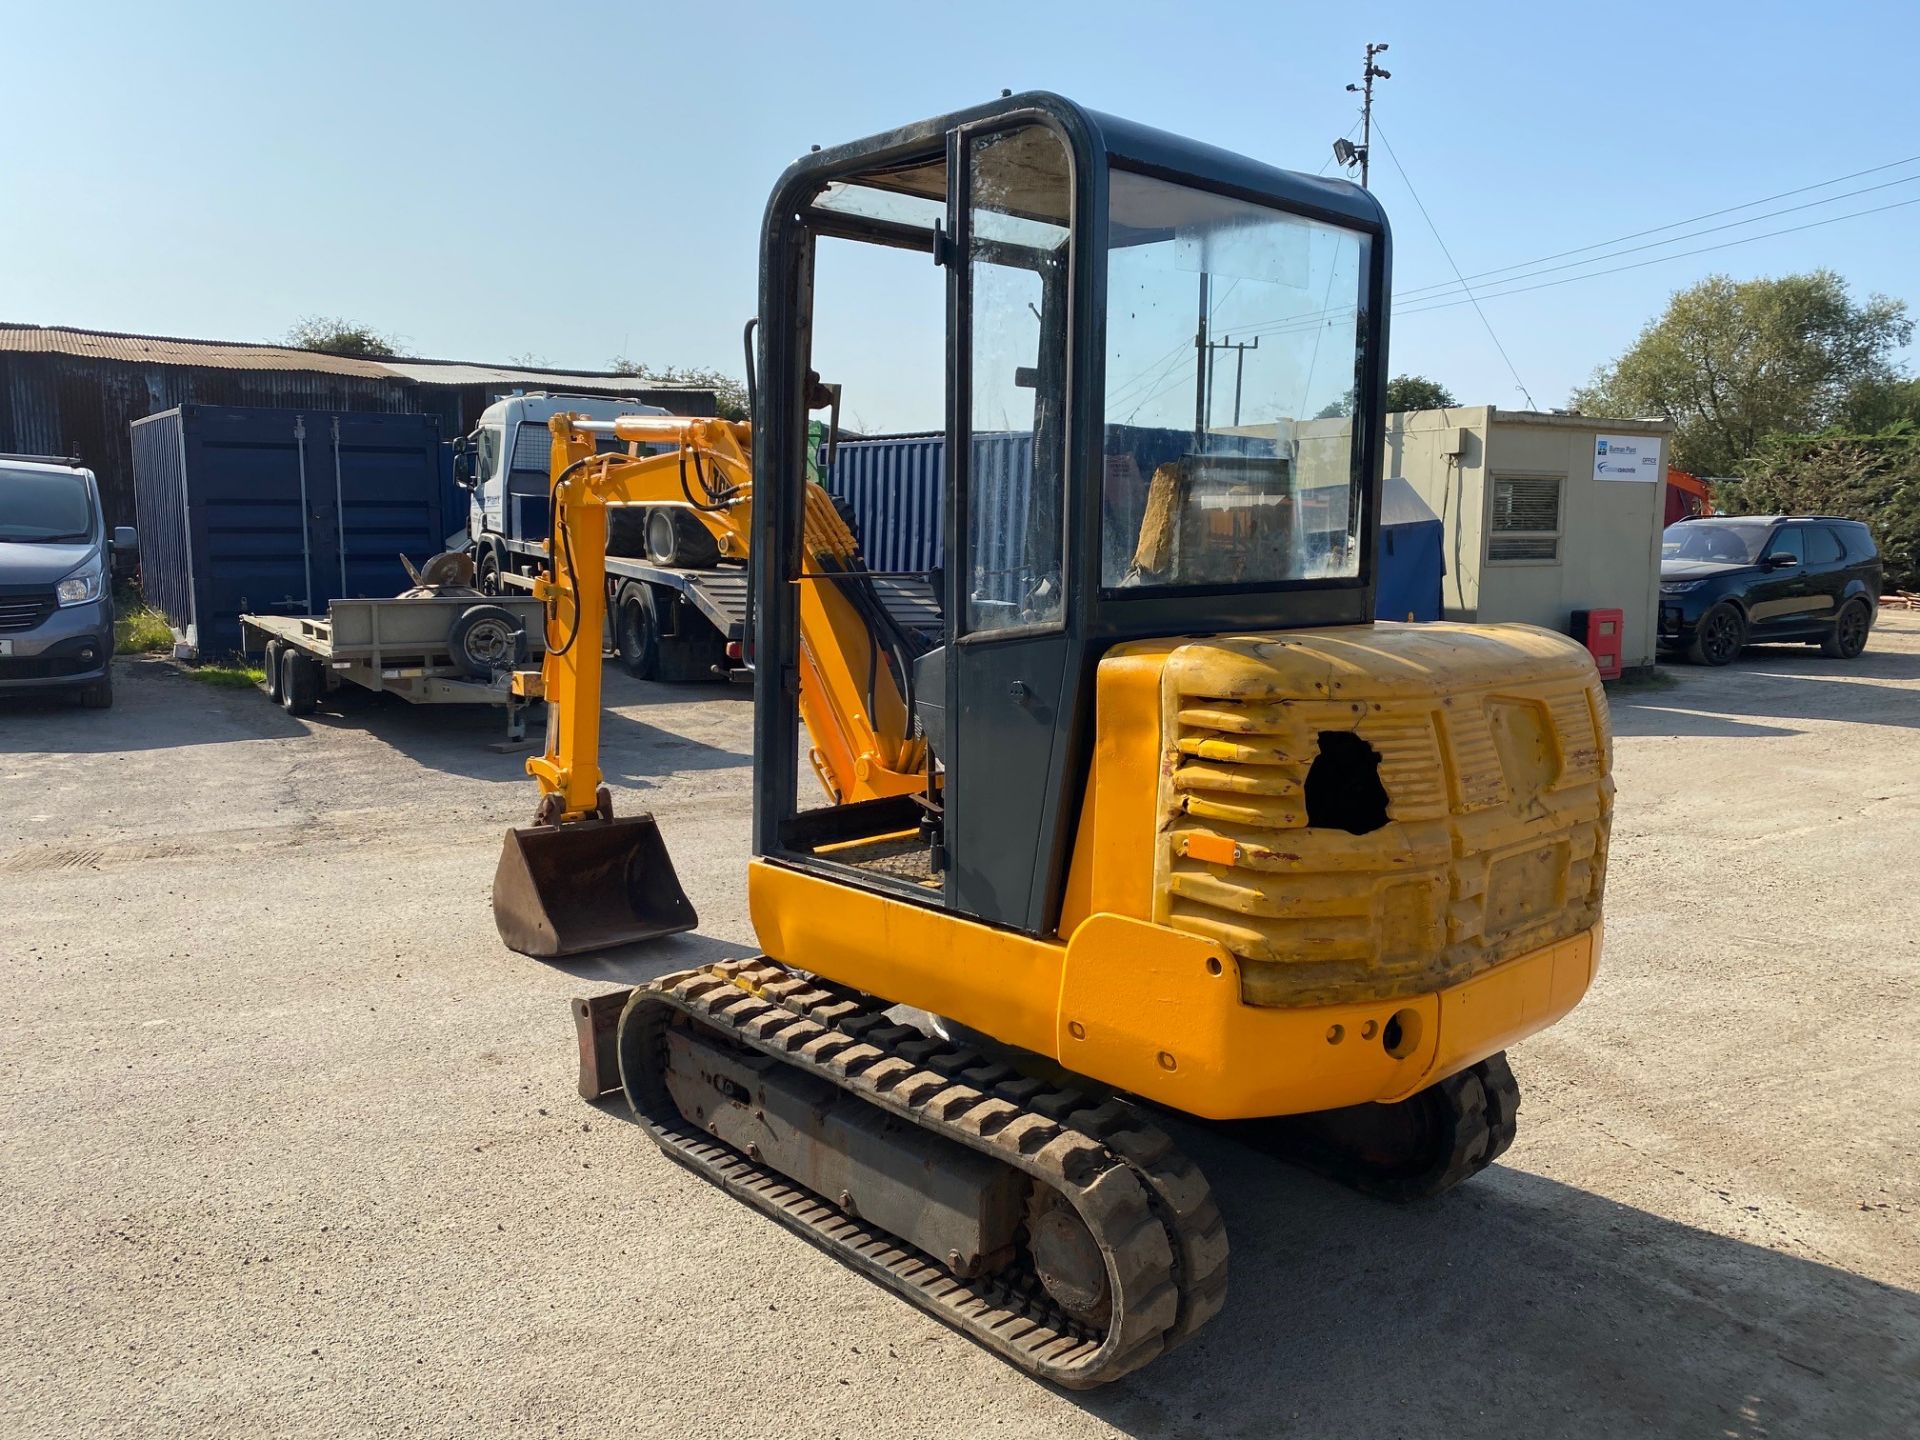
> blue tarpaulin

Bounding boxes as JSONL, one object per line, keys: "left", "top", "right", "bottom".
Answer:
{"left": 1376, "top": 476, "right": 1444, "bottom": 623}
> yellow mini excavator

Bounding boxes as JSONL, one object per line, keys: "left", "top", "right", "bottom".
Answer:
{"left": 494, "top": 94, "right": 1613, "bottom": 1388}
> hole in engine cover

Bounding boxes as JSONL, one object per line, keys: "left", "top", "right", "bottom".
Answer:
{"left": 1303, "top": 730, "right": 1390, "bottom": 835}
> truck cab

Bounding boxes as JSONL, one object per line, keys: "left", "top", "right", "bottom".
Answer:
{"left": 0, "top": 453, "right": 136, "bottom": 709}
{"left": 458, "top": 392, "right": 667, "bottom": 594}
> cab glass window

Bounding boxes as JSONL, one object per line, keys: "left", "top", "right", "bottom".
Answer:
{"left": 1102, "top": 168, "right": 1369, "bottom": 589}
{"left": 965, "top": 125, "right": 1071, "bottom": 634}
{"left": 1769, "top": 527, "right": 1804, "bottom": 565}
{"left": 475, "top": 425, "right": 503, "bottom": 486}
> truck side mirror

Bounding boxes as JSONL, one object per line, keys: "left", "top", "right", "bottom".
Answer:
{"left": 113, "top": 525, "right": 139, "bottom": 553}
{"left": 452, "top": 441, "right": 475, "bottom": 489}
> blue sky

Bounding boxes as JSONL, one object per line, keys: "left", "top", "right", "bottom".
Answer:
{"left": 5, "top": 0, "right": 1916, "bottom": 432}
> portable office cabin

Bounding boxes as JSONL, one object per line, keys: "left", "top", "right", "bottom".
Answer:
{"left": 131, "top": 405, "right": 451, "bottom": 657}
{"left": 1269, "top": 407, "right": 1669, "bottom": 670}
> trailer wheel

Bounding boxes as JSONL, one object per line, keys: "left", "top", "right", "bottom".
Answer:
{"left": 263, "top": 640, "right": 285, "bottom": 702}
{"left": 280, "top": 647, "right": 319, "bottom": 716}
{"left": 615, "top": 587, "right": 660, "bottom": 681}
{"left": 644, "top": 508, "right": 721, "bottom": 569}
{"left": 449, "top": 604, "right": 527, "bottom": 679}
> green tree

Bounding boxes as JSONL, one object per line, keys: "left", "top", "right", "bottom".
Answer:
{"left": 1841, "top": 375, "right": 1920, "bottom": 433}
{"left": 1385, "top": 373, "right": 1458, "bottom": 411}
{"left": 284, "top": 316, "right": 400, "bottom": 358}
{"left": 1313, "top": 373, "right": 1458, "bottom": 419}
{"left": 1571, "top": 271, "right": 1912, "bottom": 475}
{"left": 1717, "top": 425, "right": 1919, "bottom": 591}
{"left": 611, "top": 357, "right": 749, "bottom": 421}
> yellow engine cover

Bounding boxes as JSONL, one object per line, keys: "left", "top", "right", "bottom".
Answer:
{"left": 1153, "top": 622, "right": 1611, "bottom": 1007}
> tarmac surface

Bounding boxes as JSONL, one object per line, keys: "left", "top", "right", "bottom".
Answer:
{"left": 3, "top": 616, "right": 1918, "bottom": 1439}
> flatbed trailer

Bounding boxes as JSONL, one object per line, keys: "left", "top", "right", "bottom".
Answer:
{"left": 495, "top": 537, "right": 942, "bottom": 683}
{"left": 240, "top": 595, "right": 546, "bottom": 742}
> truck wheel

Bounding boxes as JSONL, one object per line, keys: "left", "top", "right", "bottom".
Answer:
{"left": 78, "top": 672, "right": 114, "bottom": 709}
{"left": 645, "top": 508, "right": 721, "bottom": 569}
{"left": 1820, "top": 599, "right": 1871, "bottom": 659}
{"left": 477, "top": 547, "right": 503, "bottom": 596}
{"left": 607, "top": 506, "right": 652, "bottom": 559}
{"left": 263, "top": 640, "right": 285, "bottom": 702}
{"left": 449, "top": 604, "right": 527, "bottom": 679}
{"left": 280, "top": 648, "right": 318, "bottom": 716}
{"left": 615, "top": 589, "right": 660, "bottom": 681}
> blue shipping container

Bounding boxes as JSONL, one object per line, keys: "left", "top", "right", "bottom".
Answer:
{"left": 829, "top": 427, "right": 1431, "bottom": 621}
{"left": 130, "top": 404, "right": 449, "bottom": 657}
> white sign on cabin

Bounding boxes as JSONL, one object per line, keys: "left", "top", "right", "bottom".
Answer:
{"left": 1592, "top": 434, "right": 1662, "bottom": 482}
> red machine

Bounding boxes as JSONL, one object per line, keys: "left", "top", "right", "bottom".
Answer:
{"left": 1570, "top": 607, "right": 1624, "bottom": 680}
{"left": 1665, "top": 469, "right": 1713, "bottom": 525}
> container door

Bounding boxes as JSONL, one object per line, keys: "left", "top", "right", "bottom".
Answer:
{"left": 322, "top": 413, "right": 443, "bottom": 603}
{"left": 942, "top": 121, "right": 1076, "bottom": 930}
{"left": 191, "top": 408, "right": 318, "bottom": 653}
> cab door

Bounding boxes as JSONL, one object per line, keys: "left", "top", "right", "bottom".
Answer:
{"left": 941, "top": 120, "right": 1078, "bottom": 931}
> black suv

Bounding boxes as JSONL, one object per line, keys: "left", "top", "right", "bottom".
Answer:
{"left": 1659, "top": 515, "right": 1881, "bottom": 665}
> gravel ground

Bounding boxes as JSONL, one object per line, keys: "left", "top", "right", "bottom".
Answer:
{"left": 3, "top": 616, "right": 1917, "bottom": 1439}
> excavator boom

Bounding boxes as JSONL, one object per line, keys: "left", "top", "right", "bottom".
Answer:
{"left": 493, "top": 412, "right": 931, "bottom": 956}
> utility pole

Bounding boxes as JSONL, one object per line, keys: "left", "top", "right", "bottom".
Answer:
{"left": 1193, "top": 271, "right": 1210, "bottom": 442}
{"left": 1334, "top": 42, "right": 1390, "bottom": 188}
{"left": 1204, "top": 334, "right": 1261, "bottom": 427}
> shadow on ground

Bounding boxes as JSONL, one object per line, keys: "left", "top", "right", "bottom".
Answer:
{"left": 1064, "top": 1130, "right": 1920, "bottom": 1438}
{"left": 538, "top": 930, "right": 760, "bottom": 988}
{"left": 1617, "top": 644, "right": 1920, "bottom": 738}
{"left": 0, "top": 658, "right": 307, "bottom": 753}
{"left": 573, "top": 1064, "right": 1918, "bottom": 1438}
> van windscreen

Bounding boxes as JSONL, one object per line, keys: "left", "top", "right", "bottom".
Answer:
{"left": 0, "top": 467, "right": 92, "bottom": 543}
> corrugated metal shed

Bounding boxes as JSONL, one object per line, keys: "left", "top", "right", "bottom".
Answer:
{"left": 0, "top": 324, "right": 717, "bottom": 528}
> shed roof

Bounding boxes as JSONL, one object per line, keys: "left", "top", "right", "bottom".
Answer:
{"left": 0, "top": 323, "right": 396, "bottom": 376}
{"left": 0, "top": 324, "right": 714, "bottom": 395}
{"left": 377, "top": 359, "right": 704, "bottom": 393}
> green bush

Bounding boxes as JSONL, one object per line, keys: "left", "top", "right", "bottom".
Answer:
{"left": 113, "top": 591, "right": 175, "bottom": 653}
{"left": 1717, "top": 424, "right": 1920, "bottom": 591}
{"left": 189, "top": 664, "right": 267, "bottom": 689}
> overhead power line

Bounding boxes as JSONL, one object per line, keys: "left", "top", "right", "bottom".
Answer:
{"left": 1391, "top": 192, "right": 1920, "bottom": 318}
{"left": 1395, "top": 151, "right": 1920, "bottom": 302}
{"left": 1396, "top": 167, "right": 1920, "bottom": 304}
{"left": 1369, "top": 118, "right": 1539, "bottom": 409}
{"left": 1170, "top": 177, "right": 1920, "bottom": 350}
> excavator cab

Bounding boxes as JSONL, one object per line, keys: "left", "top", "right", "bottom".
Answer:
{"left": 754, "top": 94, "right": 1388, "bottom": 935}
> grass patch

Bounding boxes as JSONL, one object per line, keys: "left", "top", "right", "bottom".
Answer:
{"left": 189, "top": 664, "right": 267, "bottom": 689}
{"left": 115, "top": 603, "right": 175, "bottom": 653}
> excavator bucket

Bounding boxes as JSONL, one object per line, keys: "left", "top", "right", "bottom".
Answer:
{"left": 492, "top": 816, "right": 697, "bottom": 958}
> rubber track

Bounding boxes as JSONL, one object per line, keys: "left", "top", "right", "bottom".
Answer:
{"left": 617, "top": 959, "right": 1228, "bottom": 1388}
{"left": 1249, "top": 1052, "right": 1522, "bottom": 1202}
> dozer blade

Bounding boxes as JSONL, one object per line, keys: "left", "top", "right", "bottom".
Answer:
{"left": 492, "top": 815, "right": 697, "bottom": 958}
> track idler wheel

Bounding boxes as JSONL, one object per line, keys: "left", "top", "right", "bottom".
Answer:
{"left": 1027, "top": 1184, "right": 1112, "bottom": 1327}
{"left": 1238, "top": 1053, "right": 1521, "bottom": 1201}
